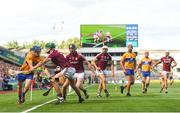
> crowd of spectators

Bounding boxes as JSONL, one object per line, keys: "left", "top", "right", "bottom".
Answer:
{"left": 0, "top": 60, "right": 19, "bottom": 90}
{"left": 0, "top": 59, "right": 52, "bottom": 91}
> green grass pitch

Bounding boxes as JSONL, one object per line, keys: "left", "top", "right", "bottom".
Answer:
{"left": 0, "top": 82, "right": 180, "bottom": 112}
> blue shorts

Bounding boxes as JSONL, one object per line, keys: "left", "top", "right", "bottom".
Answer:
{"left": 16, "top": 73, "right": 33, "bottom": 82}
{"left": 142, "top": 71, "right": 151, "bottom": 77}
{"left": 125, "top": 69, "right": 134, "bottom": 76}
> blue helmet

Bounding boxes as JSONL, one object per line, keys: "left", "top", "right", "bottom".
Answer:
{"left": 69, "top": 44, "right": 76, "bottom": 50}
{"left": 32, "top": 45, "right": 41, "bottom": 52}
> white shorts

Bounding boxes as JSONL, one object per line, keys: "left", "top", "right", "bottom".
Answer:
{"left": 161, "top": 71, "right": 172, "bottom": 77}
{"left": 94, "top": 35, "right": 98, "bottom": 39}
{"left": 96, "top": 70, "right": 108, "bottom": 76}
{"left": 74, "top": 72, "right": 85, "bottom": 79}
{"left": 60, "top": 67, "right": 76, "bottom": 79}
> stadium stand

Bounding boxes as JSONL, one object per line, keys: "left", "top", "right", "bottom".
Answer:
{"left": 0, "top": 60, "right": 19, "bottom": 90}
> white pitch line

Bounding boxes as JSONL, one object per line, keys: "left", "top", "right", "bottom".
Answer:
{"left": 21, "top": 84, "right": 94, "bottom": 113}
{"left": 21, "top": 99, "right": 56, "bottom": 113}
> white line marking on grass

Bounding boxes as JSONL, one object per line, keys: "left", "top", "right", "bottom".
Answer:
{"left": 21, "top": 99, "right": 56, "bottom": 113}
{"left": 21, "top": 84, "right": 94, "bottom": 113}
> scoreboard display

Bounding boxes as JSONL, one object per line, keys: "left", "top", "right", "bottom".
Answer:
{"left": 125, "top": 24, "right": 138, "bottom": 47}
{"left": 81, "top": 24, "right": 138, "bottom": 48}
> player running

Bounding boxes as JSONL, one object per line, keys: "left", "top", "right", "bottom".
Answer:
{"left": 153, "top": 51, "right": 177, "bottom": 93}
{"left": 105, "top": 32, "right": 112, "bottom": 43}
{"left": 66, "top": 44, "right": 93, "bottom": 99}
{"left": 94, "top": 31, "right": 100, "bottom": 43}
{"left": 94, "top": 30, "right": 103, "bottom": 43}
{"left": 92, "top": 46, "right": 115, "bottom": 97}
{"left": 120, "top": 44, "right": 136, "bottom": 96}
{"left": 135, "top": 51, "right": 153, "bottom": 93}
{"left": 30, "top": 42, "right": 84, "bottom": 103}
{"left": 16, "top": 45, "right": 43, "bottom": 104}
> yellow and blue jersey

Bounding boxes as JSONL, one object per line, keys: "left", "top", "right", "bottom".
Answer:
{"left": 20, "top": 51, "right": 43, "bottom": 72}
{"left": 121, "top": 52, "right": 136, "bottom": 70}
{"left": 17, "top": 51, "right": 43, "bottom": 81}
{"left": 140, "top": 57, "right": 152, "bottom": 72}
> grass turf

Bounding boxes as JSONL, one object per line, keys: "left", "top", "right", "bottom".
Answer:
{"left": 0, "top": 82, "right": 180, "bottom": 112}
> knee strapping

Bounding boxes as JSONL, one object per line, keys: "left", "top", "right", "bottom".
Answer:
{"left": 131, "top": 82, "right": 134, "bottom": 85}
{"left": 142, "top": 81, "right": 145, "bottom": 84}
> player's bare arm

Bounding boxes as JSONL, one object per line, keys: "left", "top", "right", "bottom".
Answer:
{"left": 110, "top": 61, "right": 116, "bottom": 80}
{"left": 29, "top": 57, "right": 51, "bottom": 72}
{"left": 44, "top": 66, "right": 51, "bottom": 77}
{"left": 153, "top": 60, "right": 162, "bottom": 68}
{"left": 92, "top": 57, "right": 100, "bottom": 71}
{"left": 120, "top": 57, "right": 126, "bottom": 74}
{"left": 134, "top": 59, "right": 136, "bottom": 70}
{"left": 172, "top": 60, "right": 177, "bottom": 69}
{"left": 151, "top": 59, "right": 155, "bottom": 71}
{"left": 135, "top": 60, "right": 142, "bottom": 73}
{"left": 82, "top": 55, "right": 93, "bottom": 70}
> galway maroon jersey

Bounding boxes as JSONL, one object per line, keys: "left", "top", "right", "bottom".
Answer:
{"left": 48, "top": 50, "right": 71, "bottom": 69}
{"left": 161, "top": 56, "right": 175, "bottom": 72}
{"left": 95, "top": 53, "right": 112, "bottom": 70}
{"left": 66, "top": 51, "right": 86, "bottom": 73}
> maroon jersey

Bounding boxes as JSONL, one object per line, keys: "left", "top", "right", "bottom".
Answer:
{"left": 95, "top": 53, "right": 112, "bottom": 70}
{"left": 48, "top": 50, "right": 71, "bottom": 69}
{"left": 161, "top": 56, "right": 175, "bottom": 72}
{"left": 66, "top": 51, "right": 86, "bottom": 73}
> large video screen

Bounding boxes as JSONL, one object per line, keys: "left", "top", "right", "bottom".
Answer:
{"left": 125, "top": 24, "right": 138, "bottom": 47}
{"left": 80, "top": 24, "right": 138, "bottom": 48}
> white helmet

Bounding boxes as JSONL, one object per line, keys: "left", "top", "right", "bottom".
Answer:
{"left": 165, "top": 50, "right": 170, "bottom": 53}
{"left": 102, "top": 45, "right": 108, "bottom": 49}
